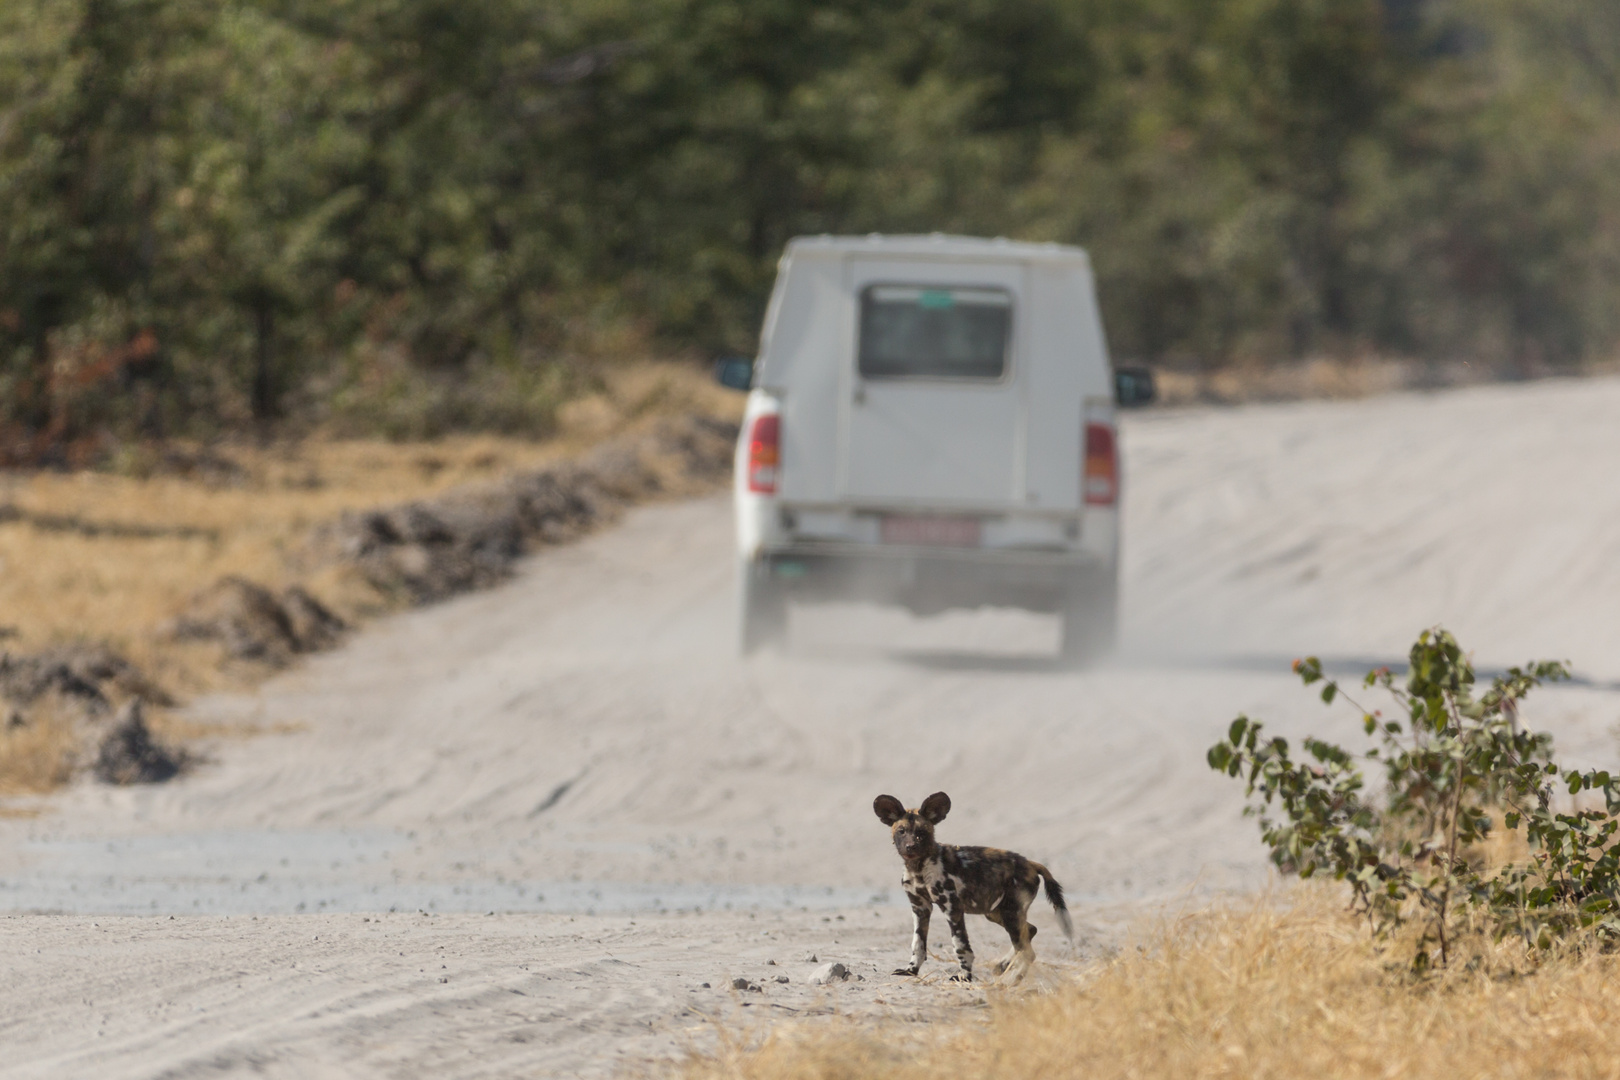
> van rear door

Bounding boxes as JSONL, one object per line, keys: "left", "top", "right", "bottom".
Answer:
{"left": 839, "top": 258, "right": 1025, "bottom": 509}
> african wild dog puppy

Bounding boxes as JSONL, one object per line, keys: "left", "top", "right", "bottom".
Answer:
{"left": 874, "top": 791, "right": 1072, "bottom": 982}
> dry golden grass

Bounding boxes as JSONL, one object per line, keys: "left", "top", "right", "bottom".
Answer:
{"left": 0, "top": 698, "right": 79, "bottom": 796}
{"left": 1154, "top": 356, "right": 1419, "bottom": 406}
{"left": 1152, "top": 355, "right": 1620, "bottom": 408}
{"left": 684, "top": 888, "right": 1620, "bottom": 1080}
{"left": 0, "top": 433, "right": 552, "bottom": 692}
{"left": 0, "top": 361, "right": 736, "bottom": 682}
{"left": 0, "top": 360, "right": 741, "bottom": 793}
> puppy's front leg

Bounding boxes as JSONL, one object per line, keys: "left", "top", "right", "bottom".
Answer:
{"left": 943, "top": 891, "right": 974, "bottom": 981}
{"left": 893, "top": 889, "right": 930, "bottom": 976}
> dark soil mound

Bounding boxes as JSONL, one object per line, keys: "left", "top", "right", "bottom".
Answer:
{"left": 281, "top": 585, "right": 348, "bottom": 652}
{"left": 94, "top": 700, "right": 186, "bottom": 784}
{"left": 0, "top": 643, "right": 174, "bottom": 716}
{"left": 168, "top": 576, "right": 349, "bottom": 665}
{"left": 0, "top": 652, "right": 107, "bottom": 711}
{"left": 314, "top": 414, "right": 737, "bottom": 604}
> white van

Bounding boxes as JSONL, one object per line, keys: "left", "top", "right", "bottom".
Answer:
{"left": 721, "top": 234, "right": 1150, "bottom": 662}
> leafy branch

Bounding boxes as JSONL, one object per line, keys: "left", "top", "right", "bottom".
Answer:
{"left": 1209, "top": 628, "right": 1620, "bottom": 968}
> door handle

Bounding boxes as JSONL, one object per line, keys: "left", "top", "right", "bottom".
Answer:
{"left": 853, "top": 384, "right": 866, "bottom": 405}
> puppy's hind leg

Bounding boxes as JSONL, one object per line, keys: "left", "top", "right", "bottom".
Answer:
{"left": 984, "top": 909, "right": 1017, "bottom": 976}
{"left": 997, "top": 893, "right": 1037, "bottom": 984}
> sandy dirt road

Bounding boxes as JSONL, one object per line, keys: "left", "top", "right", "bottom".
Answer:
{"left": 4, "top": 378, "right": 1620, "bottom": 1077}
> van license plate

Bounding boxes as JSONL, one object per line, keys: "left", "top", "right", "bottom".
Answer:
{"left": 880, "top": 515, "right": 981, "bottom": 547}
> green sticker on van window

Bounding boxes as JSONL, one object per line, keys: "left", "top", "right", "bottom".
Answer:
{"left": 918, "top": 289, "right": 955, "bottom": 310}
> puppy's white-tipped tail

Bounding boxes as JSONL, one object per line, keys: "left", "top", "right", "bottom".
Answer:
{"left": 1032, "top": 862, "right": 1074, "bottom": 941}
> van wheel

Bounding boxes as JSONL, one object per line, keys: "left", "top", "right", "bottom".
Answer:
{"left": 1059, "top": 572, "right": 1117, "bottom": 668}
{"left": 739, "top": 559, "right": 788, "bottom": 655}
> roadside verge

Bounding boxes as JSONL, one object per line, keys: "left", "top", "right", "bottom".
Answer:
{"left": 0, "top": 364, "right": 740, "bottom": 798}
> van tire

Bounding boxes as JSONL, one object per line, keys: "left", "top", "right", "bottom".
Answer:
{"left": 739, "top": 559, "right": 788, "bottom": 655}
{"left": 1059, "top": 572, "right": 1117, "bottom": 668}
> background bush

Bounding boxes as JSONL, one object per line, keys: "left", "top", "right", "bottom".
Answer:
{"left": 3, "top": 0, "right": 1619, "bottom": 455}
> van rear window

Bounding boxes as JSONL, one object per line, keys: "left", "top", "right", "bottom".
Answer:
{"left": 858, "top": 286, "right": 1011, "bottom": 379}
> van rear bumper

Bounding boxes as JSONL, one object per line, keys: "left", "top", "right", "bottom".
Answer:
{"left": 750, "top": 543, "right": 1107, "bottom": 617}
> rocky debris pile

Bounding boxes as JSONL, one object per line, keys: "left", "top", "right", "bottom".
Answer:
{"left": 94, "top": 699, "right": 186, "bottom": 784}
{"left": 0, "top": 652, "right": 106, "bottom": 715}
{"left": 2, "top": 412, "right": 737, "bottom": 794}
{"left": 165, "top": 577, "right": 348, "bottom": 665}
{"left": 311, "top": 414, "right": 737, "bottom": 604}
{"left": 165, "top": 413, "right": 734, "bottom": 667}
{"left": 0, "top": 643, "right": 174, "bottom": 718}
{"left": 317, "top": 492, "right": 533, "bottom": 604}
{"left": 0, "top": 644, "right": 188, "bottom": 786}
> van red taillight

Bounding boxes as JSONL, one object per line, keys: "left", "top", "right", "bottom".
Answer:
{"left": 747, "top": 414, "right": 780, "bottom": 494}
{"left": 1083, "top": 422, "right": 1117, "bottom": 506}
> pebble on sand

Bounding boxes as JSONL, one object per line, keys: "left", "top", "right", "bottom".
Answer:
{"left": 808, "top": 962, "right": 849, "bottom": 985}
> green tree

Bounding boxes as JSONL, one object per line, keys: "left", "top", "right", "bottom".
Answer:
{"left": 3, "top": 0, "right": 1620, "bottom": 451}
{"left": 156, "top": 4, "right": 370, "bottom": 422}
{"left": 0, "top": 0, "right": 213, "bottom": 445}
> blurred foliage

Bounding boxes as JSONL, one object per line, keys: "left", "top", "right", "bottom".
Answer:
{"left": 1, "top": 0, "right": 1618, "bottom": 454}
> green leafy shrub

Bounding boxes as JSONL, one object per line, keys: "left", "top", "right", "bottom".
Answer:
{"left": 1209, "top": 628, "right": 1620, "bottom": 968}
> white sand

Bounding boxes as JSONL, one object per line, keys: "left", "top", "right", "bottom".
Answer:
{"left": 4, "top": 377, "right": 1620, "bottom": 1077}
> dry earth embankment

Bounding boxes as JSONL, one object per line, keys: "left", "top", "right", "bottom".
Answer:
{"left": 0, "top": 364, "right": 740, "bottom": 796}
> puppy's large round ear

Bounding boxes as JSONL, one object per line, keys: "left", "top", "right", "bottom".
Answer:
{"left": 873, "top": 795, "right": 906, "bottom": 826}
{"left": 919, "top": 791, "right": 951, "bottom": 824}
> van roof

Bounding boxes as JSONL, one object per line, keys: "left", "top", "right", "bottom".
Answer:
{"left": 784, "top": 233, "right": 1090, "bottom": 265}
